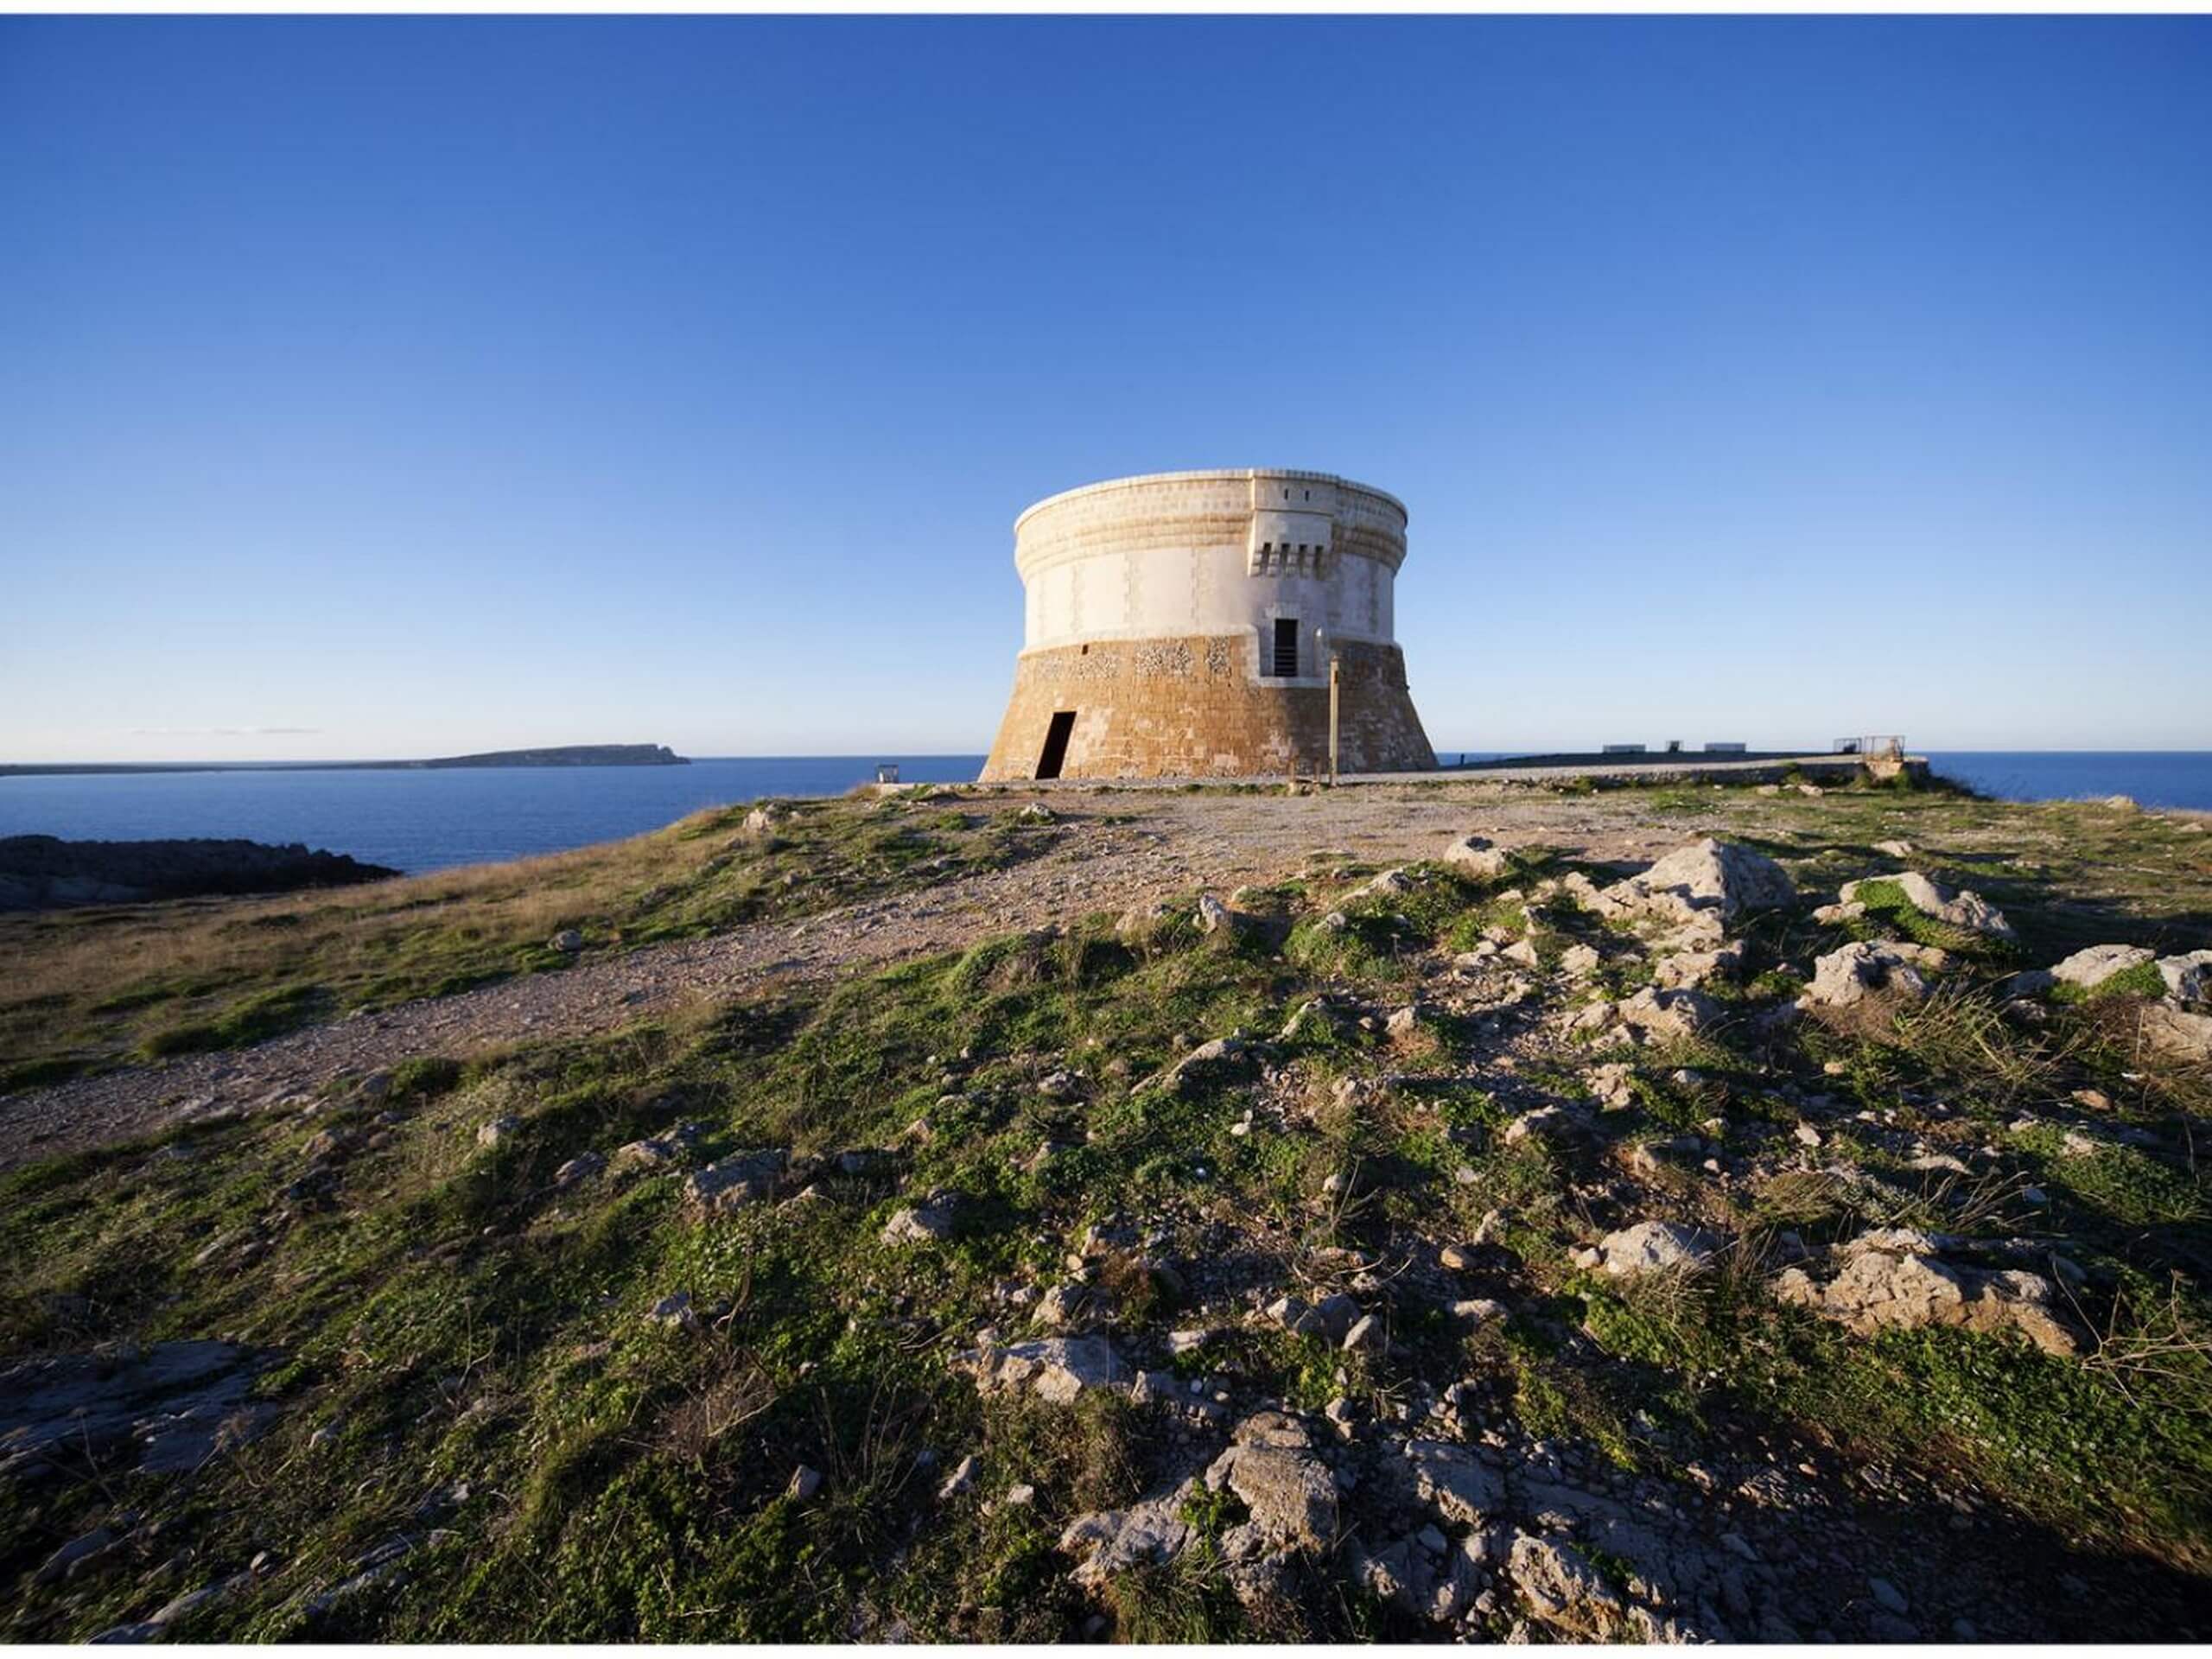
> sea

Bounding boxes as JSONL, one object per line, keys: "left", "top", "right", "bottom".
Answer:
{"left": 2, "top": 751, "right": 2207, "bottom": 877}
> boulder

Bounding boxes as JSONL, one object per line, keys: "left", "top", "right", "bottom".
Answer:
{"left": 1773, "top": 1231, "right": 2080, "bottom": 1357}
{"left": 1597, "top": 839, "right": 1796, "bottom": 933}
{"left": 1653, "top": 944, "right": 1743, "bottom": 989}
{"left": 1196, "top": 893, "right": 1246, "bottom": 936}
{"left": 953, "top": 1337, "right": 1125, "bottom": 1404}
{"left": 1341, "top": 1313, "right": 1387, "bottom": 1354}
{"left": 938, "top": 1453, "right": 979, "bottom": 1500}
{"left": 552, "top": 1151, "right": 604, "bottom": 1187}
{"left": 1113, "top": 900, "right": 1176, "bottom": 947}
{"left": 2156, "top": 949, "right": 2212, "bottom": 1007}
{"left": 1443, "top": 835, "right": 1511, "bottom": 879}
{"left": 475, "top": 1116, "right": 523, "bottom": 1149}
{"left": 2139, "top": 1003, "right": 2212, "bottom": 1062}
{"left": 1595, "top": 1220, "right": 1724, "bottom": 1277}
{"left": 1060, "top": 1482, "right": 1197, "bottom": 1586}
{"left": 1403, "top": 1438, "right": 1507, "bottom": 1524}
{"left": 1509, "top": 1531, "right": 1624, "bottom": 1637}
{"left": 683, "top": 1150, "right": 787, "bottom": 1216}
{"left": 1840, "top": 872, "right": 2015, "bottom": 941}
{"left": 1613, "top": 986, "right": 1719, "bottom": 1042}
{"left": 1205, "top": 1414, "right": 1337, "bottom": 1552}
{"left": 881, "top": 1190, "right": 963, "bottom": 1244}
{"left": 649, "top": 1291, "right": 698, "bottom": 1331}
{"left": 1799, "top": 941, "right": 1948, "bottom": 1009}
{"left": 1265, "top": 1294, "right": 1327, "bottom": 1338}
{"left": 613, "top": 1127, "right": 702, "bottom": 1173}
{"left": 1147, "top": 1035, "right": 1275, "bottom": 1097}
{"left": 1503, "top": 1104, "right": 1591, "bottom": 1147}
{"left": 2049, "top": 944, "right": 2153, "bottom": 989}
{"left": 1034, "top": 1284, "right": 1097, "bottom": 1329}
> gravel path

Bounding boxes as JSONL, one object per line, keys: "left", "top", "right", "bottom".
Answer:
{"left": 0, "top": 785, "right": 1741, "bottom": 1170}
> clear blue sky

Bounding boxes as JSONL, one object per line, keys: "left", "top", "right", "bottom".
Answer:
{"left": 4, "top": 16, "right": 2208, "bottom": 761}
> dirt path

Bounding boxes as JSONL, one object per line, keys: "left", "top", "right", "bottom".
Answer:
{"left": 0, "top": 785, "right": 1738, "bottom": 1170}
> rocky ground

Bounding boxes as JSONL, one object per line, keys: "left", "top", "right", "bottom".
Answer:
{"left": 3, "top": 775, "right": 2209, "bottom": 1641}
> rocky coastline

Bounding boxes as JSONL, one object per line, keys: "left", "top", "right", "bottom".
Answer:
{"left": 0, "top": 836, "right": 397, "bottom": 912}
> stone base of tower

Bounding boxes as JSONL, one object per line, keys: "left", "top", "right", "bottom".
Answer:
{"left": 980, "top": 635, "right": 1435, "bottom": 782}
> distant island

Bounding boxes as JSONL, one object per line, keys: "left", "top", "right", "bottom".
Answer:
{"left": 410, "top": 744, "right": 688, "bottom": 770}
{"left": 0, "top": 744, "right": 690, "bottom": 778}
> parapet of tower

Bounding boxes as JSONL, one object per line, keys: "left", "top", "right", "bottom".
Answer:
{"left": 979, "top": 468, "right": 1437, "bottom": 781}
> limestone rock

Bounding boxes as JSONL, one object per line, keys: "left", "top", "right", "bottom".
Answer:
{"left": 1350, "top": 868, "right": 1417, "bottom": 903}
{"left": 1509, "top": 1531, "right": 1623, "bottom": 1637}
{"left": 613, "top": 1136, "right": 677, "bottom": 1172}
{"left": 1799, "top": 941, "right": 1948, "bottom": 1009}
{"left": 552, "top": 1151, "right": 604, "bottom": 1187}
{"left": 1265, "top": 1294, "right": 1327, "bottom": 1339}
{"left": 1504, "top": 1104, "right": 1590, "bottom": 1147}
{"left": 1034, "top": 1284, "right": 1098, "bottom": 1329}
{"left": 1613, "top": 986, "right": 1719, "bottom": 1041}
{"left": 2139, "top": 1003, "right": 2212, "bottom": 1062}
{"left": 1595, "top": 1220, "right": 1724, "bottom": 1277}
{"left": 1148, "top": 1035, "right": 1275, "bottom": 1097}
{"left": 1653, "top": 943, "right": 1743, "bottom": 989}
{"left": 2049, "top": 944, "right": 2153, "bottom": 989}
{"left": 475, "top": 1116, "right": 522, "bottom": 1149}
{"left": 1596, "top": 838, "right": 1795, "bottom": 935}
{"left": 938, "top": 1453, "right": 980, "bottom": 1500}
{"left": 954, "top": 1337, "right": 1124, "bottom": 1404}
{"left": 2157, "top": 949, "right": 2212, "bottom": 1007}
{"left": 1403, "top": 1438, "right": 1507, "bottom": 1524}
{"left": 683, "top": 1149, "right": 786, "bottom": 1216}
{"left": 1559, "top": 943, "right": 1601, "bottom": 979}
{"left": 1196, "top": 893, "right": 1247, "bottom": 936}
{"left": 1114, "top": 900, "right": 1176, "bottom": 946}
{"left": 614, "top": 1125, "right": 702, "bottom": 1173}
{"left": 1206, "top": 1414, "right": 1337, "bottom": 1552}
{"left": 1443, "top": 835, "right": 1511, "bottom": 879}
{"left": 1774, "top": 1231, "right": 2080, "bottom": 1356}
{"left": 1341, "top": 1312, "right": 1386, "bottom": 1354}
{"left": 881, "top": 1190, "right": 963, "bottom": 1244}
{"left": 648, "top": 1291, "right": 698, "bottom": 1331}
{"left": 1840, "top": 871, "right": 2015, "bottom": 941}
{"left": 1060, "top": 1481, "right": 1197, "bottom": 1586}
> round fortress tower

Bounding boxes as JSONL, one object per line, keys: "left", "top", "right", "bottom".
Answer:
{"left": 980, "top": 468, "right": 1437, "bottom": 781}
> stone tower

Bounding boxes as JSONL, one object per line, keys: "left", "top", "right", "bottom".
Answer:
{"left": 980, "top": 469, "right": 1436, "bottom": 781}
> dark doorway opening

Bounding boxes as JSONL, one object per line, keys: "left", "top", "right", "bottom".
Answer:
{"left": 1273, "top": 618, "right": 1300, "bottom": 677}
{"left": 1035, "top": 710, "right": 1077, "bottom": 779}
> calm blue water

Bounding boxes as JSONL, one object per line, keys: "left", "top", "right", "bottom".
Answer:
{"left": 0, "top": 757, "right": 988, "bottom": 874}
{"left": 1923, "top": 752, "right": 2212, "bottom": 813}
{"left": 3, "top": 751, "right": 2205, "bottom": 875}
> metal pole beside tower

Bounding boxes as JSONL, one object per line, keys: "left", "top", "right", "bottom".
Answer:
{"left": 1328, "top": 653, "right": 1340, "bottom": 785}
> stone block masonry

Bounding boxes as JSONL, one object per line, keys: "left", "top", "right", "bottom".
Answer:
{"left": 983, "top": 635, "right": 1433, "bottom": 780}
{"left": 980, "top": 469, "right": 1438, "bottom": 780}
